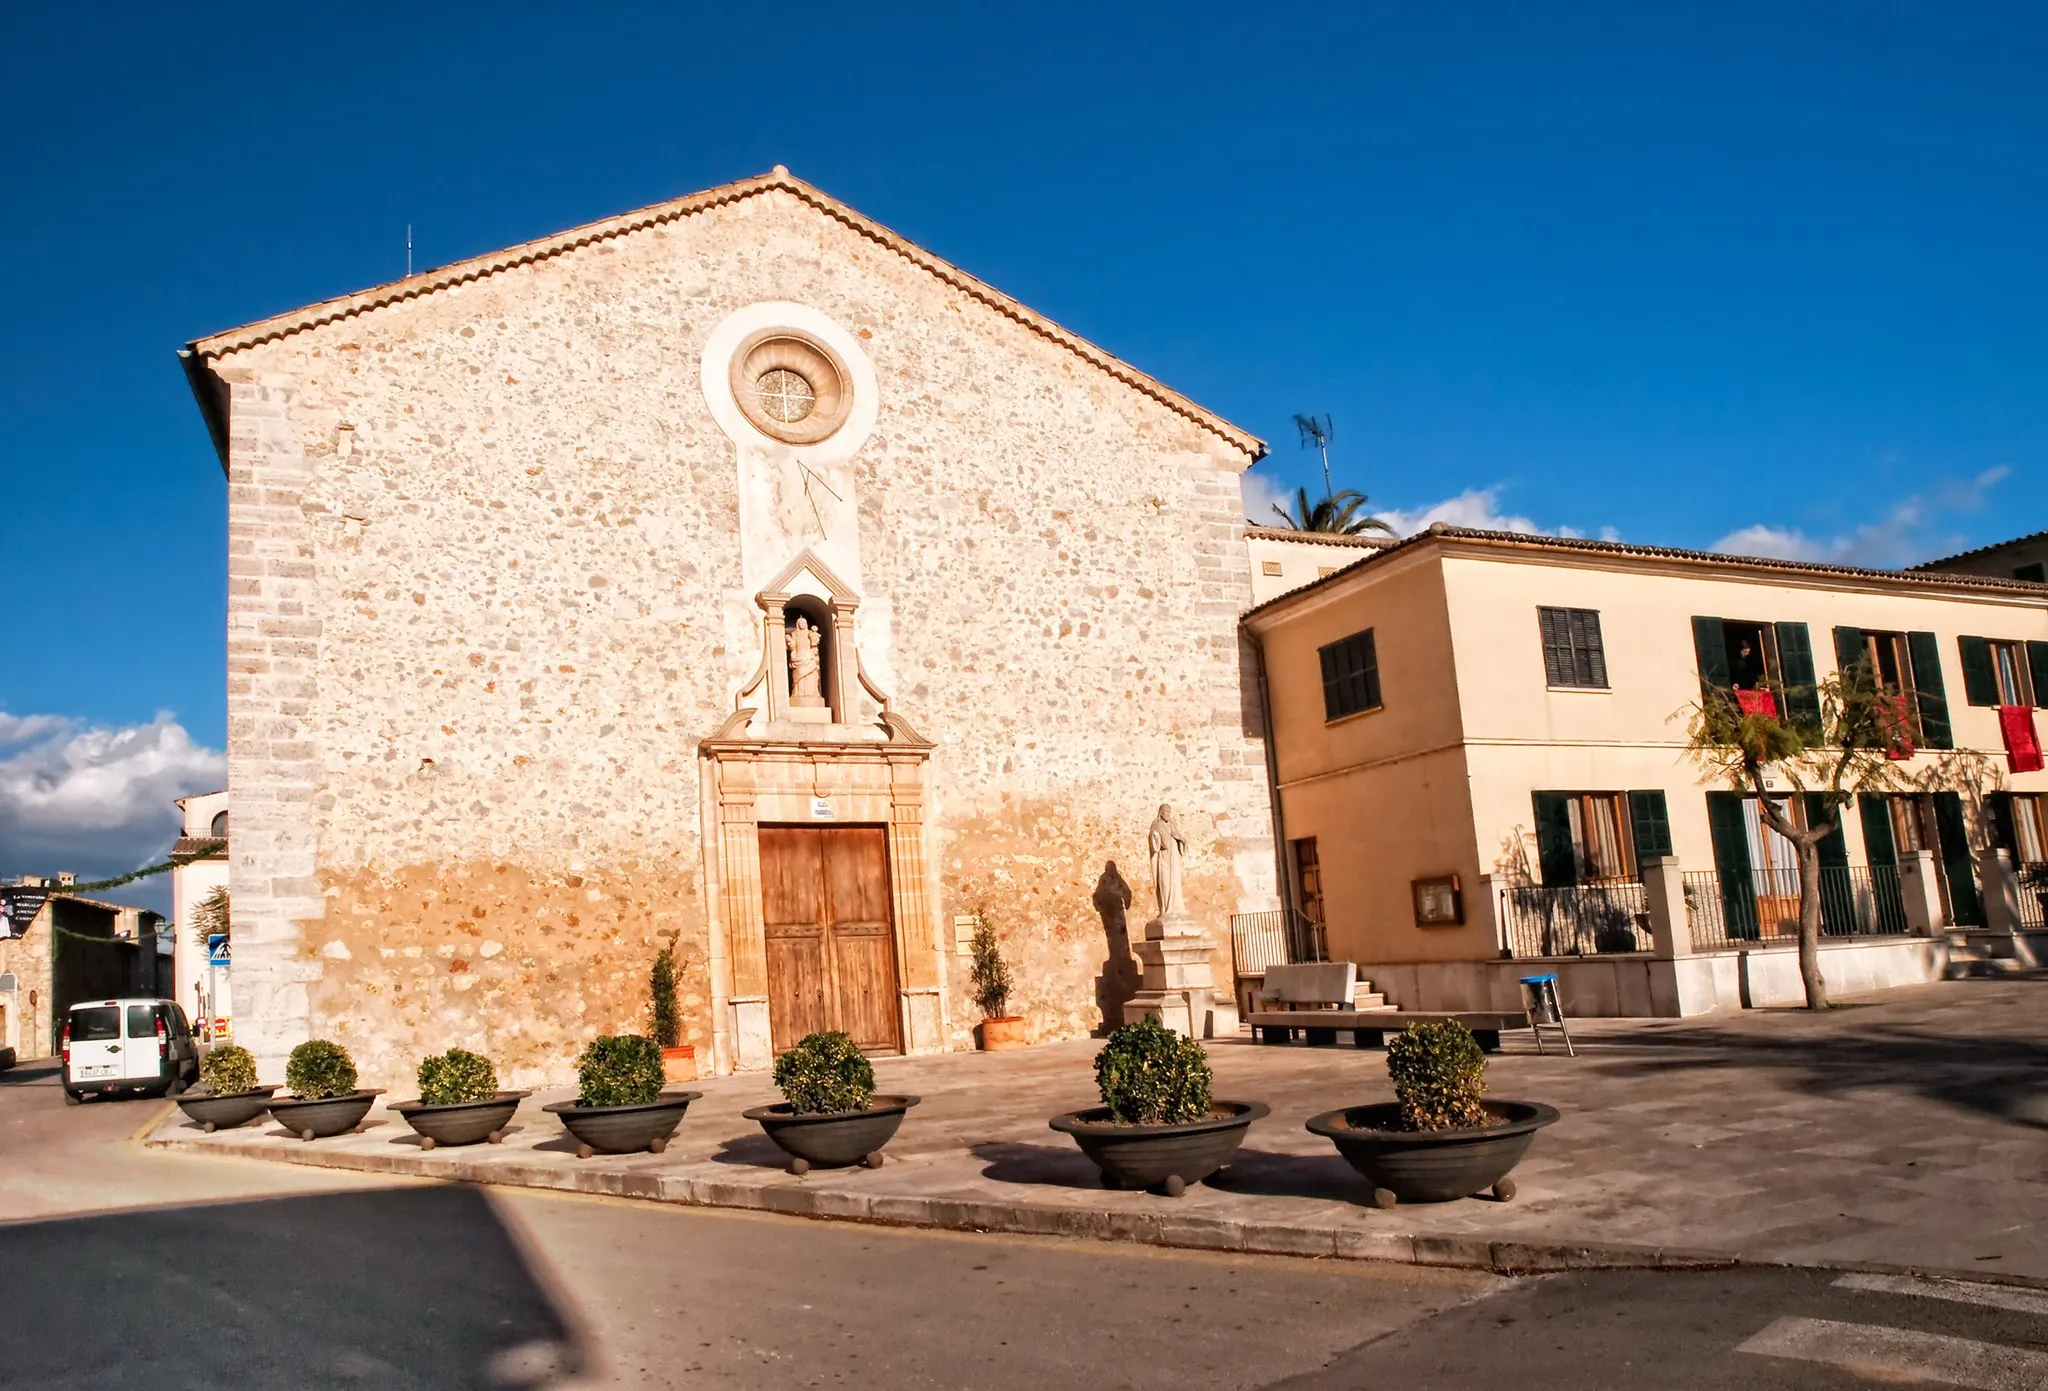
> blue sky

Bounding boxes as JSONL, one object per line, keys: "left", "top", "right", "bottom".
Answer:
{"left": 1, "top": 3, "right": 2043, "bottom": 900}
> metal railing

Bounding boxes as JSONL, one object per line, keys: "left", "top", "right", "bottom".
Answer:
{"left": 1230, "top": 909, "right": 1326, "bottom": 976}
{"left": 2017, "top": 868, "right": 2048, "bottom": 931}
{"left": 1684, "top": 865, "right": 1912, "bottom": 951}
{"left": 1496, "top": 882, "right": 1653, "bottom": 958}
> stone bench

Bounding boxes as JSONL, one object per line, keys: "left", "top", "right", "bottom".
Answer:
{"left": 1246, "top": 1009, "right": 1529, "bottom": 1053}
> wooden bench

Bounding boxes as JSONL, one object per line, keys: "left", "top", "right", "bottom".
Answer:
{"left": 1247, "top": 1009, "right": 1529, "bottom": 1053}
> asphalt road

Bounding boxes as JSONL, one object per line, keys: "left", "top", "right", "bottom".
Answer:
{"left": 2, "top": 1059, "right": 2044, "bottom": 1389}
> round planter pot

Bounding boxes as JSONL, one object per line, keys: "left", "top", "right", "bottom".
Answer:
{"left": 742, "top": 1095, "right": 920, "bottom": 1171}
{"left": 267, "top": 1090, "right": 385, "bottom": 1141}
{"left": 543, "top": 1090, "right": 701, "bottom": 1157}
{"left": 661, "top": 1046, "right": 697, "bottom": 1084}
{"left": 389, "top": 1091, "right": 531, "bottom": 1149}
{"left": 976, "top": 1017, "right": 1028, "bottom": 1051}
{"left": 176, "top": 1085, "right": 280, "bottom": 1133}
{"left": 1305, "top": 1100, "right": 1561, "bottom": 1204}
{"left": 1049, "top": 1101, "right": 1269, "bottom": 1195}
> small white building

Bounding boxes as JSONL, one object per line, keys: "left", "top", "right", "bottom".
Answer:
{"left": 170, "top": 791, "right": 230, "bottom": 1036}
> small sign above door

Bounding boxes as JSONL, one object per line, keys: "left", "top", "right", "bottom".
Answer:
{"left": 809, "top": 797, "right": 835, "bottom": 821}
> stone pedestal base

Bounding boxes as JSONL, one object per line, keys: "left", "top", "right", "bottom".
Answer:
{"left": 1121, "top": 915, "right": 1235, "bottom": 1039}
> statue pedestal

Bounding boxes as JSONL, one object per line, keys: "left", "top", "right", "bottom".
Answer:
{"left": 1121, "top": 913, "right": 1237, "bottom": 1039}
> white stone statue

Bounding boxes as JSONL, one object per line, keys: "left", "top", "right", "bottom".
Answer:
{"left": 1148, "top": 804, "right": 1186, "bottom": 921}
{"left": 787, "top": 615, "right": 825, "bottom": 707}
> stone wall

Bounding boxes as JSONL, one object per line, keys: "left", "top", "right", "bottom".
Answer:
{"left": 202, "top": 183, "right": 1278, "bottom": 1086}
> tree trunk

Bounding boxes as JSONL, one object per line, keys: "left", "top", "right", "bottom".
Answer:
{"left": 1793, "top": 835, "right": 1830, "bottom": 1011}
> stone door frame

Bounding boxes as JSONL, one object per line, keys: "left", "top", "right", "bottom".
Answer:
{"left": 698, "top": 715, "right": 945, "bottom": 1073}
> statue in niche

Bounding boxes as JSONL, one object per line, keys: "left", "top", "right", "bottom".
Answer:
{"left": 1148, "top": 804, "right": 1187, "bottom": 921}
{"left": 787, "top": 615, "right": 826, "bottom": 708}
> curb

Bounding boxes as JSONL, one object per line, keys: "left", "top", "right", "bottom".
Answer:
{"left": 144, "top": 1126, "right": 2048, "bottom": 1292}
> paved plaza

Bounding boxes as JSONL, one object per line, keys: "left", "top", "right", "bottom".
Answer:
{"left": 151, "top": 976, "right": 2048, "bottom": 1284}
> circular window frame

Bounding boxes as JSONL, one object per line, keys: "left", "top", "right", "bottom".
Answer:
{"left": 729, "top": 332, "right": 853, "bottom": 445}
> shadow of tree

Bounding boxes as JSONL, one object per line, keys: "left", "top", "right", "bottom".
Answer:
{"left": 0, "top": 1185, "right": 587, "bottom": 1388}
{"left": 1568, "top": 1006, "right": 2048, "bottom": 1132}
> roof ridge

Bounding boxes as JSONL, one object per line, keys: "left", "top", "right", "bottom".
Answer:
{"left": 1242, "top": 523, "right": 2048, "bottom": 622}
{"left": 183, "top": 167, "right": 1263, "bottom": 457}
{"left": 1910, "top": 528, "right": 2048, "bottom": 571}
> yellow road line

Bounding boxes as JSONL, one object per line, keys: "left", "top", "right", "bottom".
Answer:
{"left": 128, "top": 1099, "right": 176, "bottom": 1145}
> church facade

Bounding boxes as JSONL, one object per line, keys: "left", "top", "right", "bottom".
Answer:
{"left": 182, "top": 169, "right": 1280, "bottom": 1086}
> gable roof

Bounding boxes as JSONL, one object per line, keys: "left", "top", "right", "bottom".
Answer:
{"left": 1911, "top": 529, "right": 2048, "bottom": 571}
{"left": 1242, "top": 523, "right": 2048, "bottom": 625}
{"left": 180, "top": 167, "right": 1264, "bottom": 465}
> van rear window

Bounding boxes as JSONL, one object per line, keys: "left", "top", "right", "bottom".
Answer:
{"left": 127, "top": 1005, "right": 157, "bottom": 1038}
{"left": 69, "top": 1007, "right": 119, "bottom": 1041}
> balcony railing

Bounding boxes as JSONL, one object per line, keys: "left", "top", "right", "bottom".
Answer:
{"left": 1683, "top": 865, "right": 1911, "bottom": 951}
{"left": 1496, "top": 882, "right": 1653, "bottom": 958}
{"left": 2017, "top": 867, "right": 2048, "bottom": 931}
{"left": 1230, "top": 909, "right": 1326, "bottom": 976}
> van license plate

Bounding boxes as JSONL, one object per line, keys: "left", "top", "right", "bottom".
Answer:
{"left": 76, "top": 1066, "right": 116, "bottom": 1079}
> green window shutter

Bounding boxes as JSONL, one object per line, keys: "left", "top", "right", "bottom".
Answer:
{"left": 1537, "top": 608, "right": 1567, "bottom": 686}
{"left": 1802, "top": 793, "right": 1855, "bottom": 934}
{"left": 1774, "top": 621, "right": 1821, "bottom": 736}
{"left": 2028, "top": 641, "right": 2048, "bottom": 710}
{"left": 1705, "top": 791, "right": 1759, "bottom": 940}
{"left": 1801, "top": 794, "right": 1851, "bottom": 868}
{"left": 1691, "top": 617, "right": 1729, "bottom": 697}
{"left": 1986, "top": 791, "right": 2017, "bottom": 855}
{"left": 1957, "top": 636, "right": 1999, "bottom": 707}
{"left": 1627, "top": 790, "right": 1673, "bottom": 863}
{"left": 1932, "top": 792, "right": 1983, "bottom": 926}
{"left": 1832, "top": 626, "right": 1866, "bottom": 677}
{"left": 1858, "top": 795, "right": 1897, "bottom": 868}
{"left": 1531, "top": 792, "right": 1577, "bottom": 887}
{"left": 1907, "top": 631, "right": 1952, "bottom": 749}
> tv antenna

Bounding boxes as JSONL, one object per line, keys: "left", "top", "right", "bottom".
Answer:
{"left": 406, "top": 224, "right": 413, "bottom": 277}
{"left": 1294, "top": 414, "right": 1334, "bottom": 499}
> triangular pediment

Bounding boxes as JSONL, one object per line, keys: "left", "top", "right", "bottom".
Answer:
{"left": 756, "top": 548, "right": 859, "bottom": 607}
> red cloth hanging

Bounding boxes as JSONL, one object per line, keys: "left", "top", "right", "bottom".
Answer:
{"left": 1734, "top": 688, "right": 1777, "bottom": 719}
{"left": 1877, "top": 693, "right": 1915, "bottom": 760}
{"left": 2000, "top": 704, "right": 2044, "bottom": 773}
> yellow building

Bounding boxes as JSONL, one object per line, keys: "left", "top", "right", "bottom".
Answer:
{"left": 1243, "top": 525, "right": 2048, "bottom": 1015}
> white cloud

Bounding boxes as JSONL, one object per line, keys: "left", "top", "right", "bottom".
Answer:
{"left": 1711, "top": 467, "right": 2009, "bottom": 569}
{"left": 0, "top": 712, "right": 225, "bottom": 909}
{"left": 1378, "top": 487, "right": 1592, "bottom": 541}
{"left": 1240, "top": 470, "right": 1296, "bottom": 526}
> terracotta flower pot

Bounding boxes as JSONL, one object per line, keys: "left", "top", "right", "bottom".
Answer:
{"left": 977, "top": 1017, "right": 1027, "bottom": 1051}
{"left": 660, "top": 1045, "right": 697, "bottom": 1084}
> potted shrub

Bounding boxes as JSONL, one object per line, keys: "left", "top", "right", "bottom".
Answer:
{"left": 741, "top": 1030, "right": 920, "bottom": 1174}
{"left": 969, "top": 913, "right": 1025, "bottom": 1051}
{"left": 174, "top": 1043, "right": 278, "bottom": 1132}
{"left": 650, "top": 935, "right": 696, "bottom": 1083}
{"left": 390, "top": 1048, "right": 531, "bottom": 1149}
{"left": 266, "top": 1039, "right": 384, "bottom": 1140}
{"left": 1305, "top": 1019, "right": 1559, "bottom": 1206}
{"left": 542, "top": 1034, "right": 700, "bottom": 1158}
{"left": 1048, "top": 1018, "right": 1268, "bottom": 1196}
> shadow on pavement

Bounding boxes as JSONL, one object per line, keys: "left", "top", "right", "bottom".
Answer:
{"left": 1577, "top": 1012, "right": 2048, "bottom": 1131}
{"left": 970, "top": 1139, "right": 1103, "bottom": 1188}
{"left": 0, "top": 1185, "right": 588, "bottom": 1389}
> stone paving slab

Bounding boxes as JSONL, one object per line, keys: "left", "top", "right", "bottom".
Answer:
{"left": 149, "top": 977, "right": 2048, "bottom": 1283}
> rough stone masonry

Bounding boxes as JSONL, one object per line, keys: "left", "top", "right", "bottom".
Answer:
{"left": 183, "top": 168, "right": 1280, "bottom": 1088}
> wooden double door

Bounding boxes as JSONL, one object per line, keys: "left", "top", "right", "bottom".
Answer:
{"left": 759, "top": 825, "right": 902, "bottom": 1054}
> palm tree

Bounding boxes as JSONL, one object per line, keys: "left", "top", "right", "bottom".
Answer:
{"left": 1270, "top": 486, "right": 1396, "bottom": 536}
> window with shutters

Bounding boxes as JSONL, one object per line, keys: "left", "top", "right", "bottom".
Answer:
{"left": 2011, "top": 795, "right": 2048, "bottom": 865}
{"left": 1988, "top": 641, "right": 2033, "bottom": 706}
{"left": 1855, "top": 631, "right": 1912, "bottom": 697}
{"left": 1318, "top": 629, "right": 1381, "bottom": 721}
{"left": 1537, "top": 607, "right": 1608, "bottom": 689}
{"left": 1533, "top": 791, "right": 1637, "bottom": 884}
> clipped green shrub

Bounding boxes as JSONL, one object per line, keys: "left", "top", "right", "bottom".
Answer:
{"left": 649, "top": 937, "right": 682, "bottom": 1048}
{"left": 285, "top": 1039, "right": 358, "bottom": 1100}
{"left": 773, "top": 1031, "right": 876, "bottom": 1115}
{"left": 968, "top": 913, "right": 1013, "bottom": 1020}
{"left": 199, "top": 1044, "right": 258, "bottom": 1096}
{"left": 1387, "top": 1020, "right": 1488, "bottom": 1131}
{"left": 576, "top": 1034, "right": 664, "bottom": 1108}
{"left": 1093, "top": 1017, "right": 1212, "bottom": 1125}
{"left": 417, "top": 1048, "right": 498, "bottom": 1106}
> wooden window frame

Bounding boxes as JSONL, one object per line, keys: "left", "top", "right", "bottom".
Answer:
{"left": 1538, "top": 606, "right": 1609, "bottom": 690}
{"left": 1318, "top": 629, "right": 1382, "bottom": 722}
{"left": 1988, "top": 640, "right": 2034, "bottom": 707}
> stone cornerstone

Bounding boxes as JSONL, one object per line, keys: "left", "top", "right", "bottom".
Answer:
{"left": 182, "top": 168, "right": 1280, "bottom": 1087}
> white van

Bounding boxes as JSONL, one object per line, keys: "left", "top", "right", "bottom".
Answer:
{"left": 62, "top": 999, "right": 200, "bottom": 1102}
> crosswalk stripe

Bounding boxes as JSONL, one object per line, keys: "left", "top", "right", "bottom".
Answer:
{"left": 1835, "top": 1271, "right": 2048, "bottom": 1319}
{"left": 1738, "top": 1316, "right": 2048, "bottom": 1391}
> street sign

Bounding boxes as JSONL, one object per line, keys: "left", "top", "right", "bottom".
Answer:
{"left": 208, "top": 934, "right": 230, "bottom": 967}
